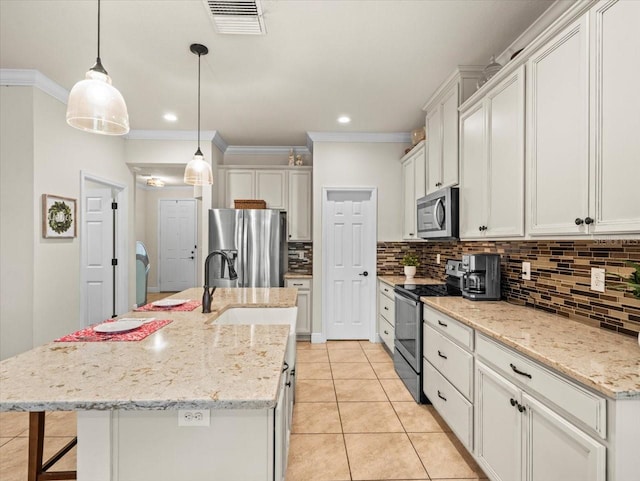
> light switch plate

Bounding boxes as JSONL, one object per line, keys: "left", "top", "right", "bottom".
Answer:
{"left": 436, "top": 254, "right": 441, "bottom": 264}
{"left": 522, "top": 262, "right": 531, "bottom": 281}
{"left": 591, "top": 268, "right": 605, "bottom": 293}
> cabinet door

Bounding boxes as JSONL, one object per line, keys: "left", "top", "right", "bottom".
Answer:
{"left": 426, "top": 108, "right": 442, "bottom": 194}
{"left": 273, "top": 373, "right": 288, "bottom": 481}
{"left": 523, "top": 393, "right": 605, "bottom": 481}
{"left": 402, "top": 159, "right": 417, "bottom": 239}
{"left": 414, "top": 149, "right": 426, "bottom": 201}
{"left": 590, "top": 0, "right": 640, "bottom": 234}
{"left": 459, "top": 101, "right": 487, "bottom": 239}
{"left": 475, "top": 361, "right": 523, "bottom": 481}
{"left": 295, "top": 290, "right": 311, "bottom": 335}
{"left": 288, "top": 171, "right": 312, "bottom": 241}
{"left": 486, "top": 66, "right": 525, "bottom": 238}
{"left": 441, "top": 83, "right": 460, "bottom": 189}
{"left": 527, "top": 17, "right": 589, "bottom": 235}
{"left": 225, "top": 170, "right": 255, "bottom": 208}
{"left": 256, "top": 170, "right": 287, "bottom": 209}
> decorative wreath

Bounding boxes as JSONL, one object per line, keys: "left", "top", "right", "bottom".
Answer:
{"left": 48, "top": 201, "right": 73, "bottom": 234}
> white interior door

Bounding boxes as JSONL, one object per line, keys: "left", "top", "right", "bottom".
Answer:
{"left": 322, "top": 188, "right": 376, "bottom": 340}
{"left": 82, "top": 188, "right": 114, "bottom": 325}
{"left": 159, "top": 200, "right": 197, "bottom": 292}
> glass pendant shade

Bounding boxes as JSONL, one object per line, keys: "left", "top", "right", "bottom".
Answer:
{"left": 184, "top": 151, "right": 213, "bottom": 186}
{"left": 66, "top": 69, "right": 129, "bottom": 135}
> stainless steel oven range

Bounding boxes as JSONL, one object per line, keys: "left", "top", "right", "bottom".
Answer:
{"left": 393, "top": 260, "right": 464, "bottom": 403}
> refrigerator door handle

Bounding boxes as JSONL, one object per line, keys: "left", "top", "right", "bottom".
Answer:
{"left": 241, "top": 214, "right": 249, "bottom": 287}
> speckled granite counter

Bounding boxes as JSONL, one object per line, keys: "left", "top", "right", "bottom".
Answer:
{"left": 0, "top": 288, "right": 297, "bottom": 411}
{"left": 422, "top": 297, "right": 640, "bottom": 400}
{"left": 379, "top": 276, "right": 442, "bottom": 287}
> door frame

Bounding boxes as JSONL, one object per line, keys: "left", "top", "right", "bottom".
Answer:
{"left": 79, "top": 171, "right": 129, "bottom": 327}
{"left": 321, "top": 187, "right": 377, "bottom": 342}
{"left": 157, "top": 198, "right": 198, "bottom": 292}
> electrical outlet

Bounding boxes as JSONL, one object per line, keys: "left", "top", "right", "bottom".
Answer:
{"left": 591, "top": 268, "right": 605, "bottom": 293}
{"left": 522, "top": 262, "right": 531, "bottom": 281}
{"left": 178, "top": 409, "right": 210, "bottom": 427}
{"left": 436, "top": 254, "right": 441, "bottom": 264}
{"left": 298, "top": 251, "right": 305, "bottom": 260}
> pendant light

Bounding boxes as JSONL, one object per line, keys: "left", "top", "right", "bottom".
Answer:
{"left": 184, "top": 44, "right": 214, "bottom": 186}
{"left": 66, "top": 0, "right": 129, "bottom": 135}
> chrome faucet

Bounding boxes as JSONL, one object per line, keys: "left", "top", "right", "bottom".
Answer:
{"left": 202, "top": 250, "right": 238, "bottom": 313}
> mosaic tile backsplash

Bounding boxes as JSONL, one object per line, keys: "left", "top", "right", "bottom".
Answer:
{"left": 377, "top": 240, "right": 640, "bottom": 337}
{"left": 288, "top": 242, "right": 313, "bottom": 275}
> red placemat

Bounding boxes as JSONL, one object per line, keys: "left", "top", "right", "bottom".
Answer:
{"left": 134, "top": 299, "right": 201, "bottom": 312}
{"left": 55, "top": 319, "right": 172, "bottom": 342}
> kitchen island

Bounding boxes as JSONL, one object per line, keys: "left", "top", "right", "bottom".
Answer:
{"left": 0, "top": 287, "right": 298, "bottom": 481}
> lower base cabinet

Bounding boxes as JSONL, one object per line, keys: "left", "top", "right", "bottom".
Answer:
{"left": 286, "top": 278, "right": 311, "bottom": 336}
{"left": 475, "top": 360, "right": 605, "bottom": 481}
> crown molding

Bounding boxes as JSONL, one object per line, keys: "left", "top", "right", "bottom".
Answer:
{"left": 0, "top": 69, "right": 69, "bottom": 104}
{"left": 225, "top": 145, "right": 311, "bottom": 156}
{"left": 306, "top": 132, "right": 411, "bottom": 144}
{"left": 211, "top": 131, "right": 228, "bottom": 153}
{"left": 125, "top": 130, "right": 219, "bottom": 141}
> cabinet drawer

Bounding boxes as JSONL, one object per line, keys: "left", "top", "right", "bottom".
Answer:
{"left": 286, "top": 279, "right": 310, "bottom": 290}
{"left": 423, "top": 305, "right": 473, "bottom": 350}
{"left": 423, "top": 324, "right": 474, "bottom": 401}
{"left": 423, "top": 359, "right": 473, "bottom": 451}
{"left": 379, "top": 317, "right": 394, "bottom": 353}
{"left": 379, "top": 281, "right": 394, "bottom": 300}
{"left": 379, "top": 294, "right": 395, "bottom": 326}
{"left": 476, "top": 334, "right": 606, "bottom": 438}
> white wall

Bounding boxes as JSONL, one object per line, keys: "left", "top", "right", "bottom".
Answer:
{"left": 311, "top": 141, "right": 407, "bottom": 335}
{"left": 222, "top": 152, "right": 312, "bottom": 166}
{"left": 0, "top": 87, "right": 35, "bottom": 360}
{"left": 0, "top": 87, "right": 134, "bottom": 359}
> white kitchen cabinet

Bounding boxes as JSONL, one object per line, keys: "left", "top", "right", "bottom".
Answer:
{"left": 256, "top": 170, "right": 288, "bottom": 209}
{"left": 224, "top": 170, "right": 255, "bottom": 207}
{"left": 286, "top": 278, "right": 311, "bottom": 336}
{"left": 400, "top": 141, "right": 426, "bottom": 240}
{"left": 287, "top": 170, "right": 312, "bottom": 241}
{"left": 423, "top": 68, "right": 483, "bottom": 195}
{"left": 378, "top": 281, "right": 395, "bottom": 352}
{"left": 459, "top": 66, "right": 525, "bottom": 239}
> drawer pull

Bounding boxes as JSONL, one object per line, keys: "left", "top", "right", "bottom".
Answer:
{"left": 384, "top": 330, "right": 389, "bottom": 335}
{"left": 437, "top": 350, "right": 447, "bottom": 360}
{"left": 437, "top": 320, "right": 448, "bottom": 328}
{"left": 517, "top": 404, "right": 526, "bottom": 413}
{"left": 437, "top": 390, "right": 447, "bottom": 402}
{"left": 293, "top": 283, "right": 303, "bottom": 286}
{"left": 510, "top": 398, "right": 517, "bottom": 407}
{"left": 384, "top": 307, "right": 389, "bottom": 311}
{"left": 510, "top": 363, "right": 532, "bottom": 379}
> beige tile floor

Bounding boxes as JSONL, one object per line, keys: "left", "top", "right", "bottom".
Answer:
{"left": 287, "top": 340, "right": 488, "bottom": 481}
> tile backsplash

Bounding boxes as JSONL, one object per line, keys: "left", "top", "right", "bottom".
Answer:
{"left": 288, "top": 242, "right": 313, "bottom": 275}
{"left": 377, "top": 240, "right": 640, "bottom": 337}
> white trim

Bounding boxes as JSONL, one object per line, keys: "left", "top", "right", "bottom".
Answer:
{"left": 147, "top": 286, "right": 160, "bottom": 293}
{"left": 125, "top": 130, "right": 218, "bottom": 141}
{"left": 307, "top": 132, "right": 411, "bottom": 143}
{"left": 225, "top": 145, "right": 311, "bottom": 156}
{"left": 79, "top": 171, "right": 129, "bottom": 326}
{"left": 422, "top": 66, "right": 484, "bottom": 112}
{"left": 311, "top": 333, "right": 326, "bottom": 344}
{"left": 218, "top": 164, "right": 312, "bottom": 171}
{"left": 135, "top": 184, "right": 194, "bottom": 192}
{"left": 0, "top": 68, "right": 69, "bottom": 104}
{"left": 212, "top": 131, "right": 228, "bottom": 153}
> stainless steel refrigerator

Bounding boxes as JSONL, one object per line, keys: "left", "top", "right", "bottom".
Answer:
{"left": 207, "top": 209, "right": 287, "bottom": 288}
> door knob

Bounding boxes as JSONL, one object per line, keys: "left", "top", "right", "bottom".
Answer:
{"left": 359, "top": 271, "right": 369, "bottom": 277}
{"left": 189, "top": 256, "right": 195, "bottom": 260}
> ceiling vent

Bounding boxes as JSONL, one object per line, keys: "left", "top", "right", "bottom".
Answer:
{"left": 204, "top": 0, "right": 266, "bottom": 35}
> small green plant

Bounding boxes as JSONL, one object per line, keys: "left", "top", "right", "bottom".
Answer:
{"left": 611, "top": 261, "right": 640, "bottom": 299}
{"left": 400, "top": 252, "right": 420, "bottom": 267}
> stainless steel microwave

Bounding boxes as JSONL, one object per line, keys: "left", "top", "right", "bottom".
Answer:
{"left": 417, "top": 186, "right": 459, "bottom": 240}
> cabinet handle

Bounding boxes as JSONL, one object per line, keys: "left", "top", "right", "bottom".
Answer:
{"left": 585, "top": 217, "right": 594, "bottom": 225}
{"left": 384, "top": 330, "right": 389, "bottom": 335}
{"left": 286, "top": 381, "right": 292, "bottom": 387}
{"left": 384, "top": 307, "right": 389, "bottom": 311}
{"left": 437, "top": 350, "right": 447, "bottom": 360}
{"left": 510, "top": 363, "right": 532, "bottom": 379}
{"left": 517, "top": 404, "right": 526, "bottom": 413}
{"left": 575, "top": 218, "right": 584, "bottom": 225}
{"left": 437, "top": 390, "right": 447, "bottom": 402}
{"left": 293, "top": 283, "right": 303, "bottom": 286}
{"left": 409, "top": 233, "right": 414, "bottom": 236}
{"left": 510, "top": 398, "right": 517, "bottom": 407}
{"left": 437, "top": 320, "right": 448, "bottom": 328}
{"left": 290, "top": 369, "right": 295, "bottom": 377}
{"left": 282, "top": 361, "right": 289, "bottom": 372}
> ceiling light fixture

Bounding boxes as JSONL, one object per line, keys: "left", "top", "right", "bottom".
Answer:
{"left": 66, "top": 0, "right": 129, "bottom": 135}
{"left": 163, "top": 113, "right": 178, "bottom": 122}
{"left": 184, "top": 43, "right": 213, "bottom": 186}
{"left": 146, "top": 177, "right": 165, "bottom": 188}
{"left": 337, "top": 116, "right": 351, "bottom": 124}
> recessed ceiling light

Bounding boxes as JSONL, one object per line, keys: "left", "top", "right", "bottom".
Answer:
{"left": 163, "top": 113, "right": 178, "bottom": 122}
{"left": 337, "top": 116, "right": 351, "bottom": 124}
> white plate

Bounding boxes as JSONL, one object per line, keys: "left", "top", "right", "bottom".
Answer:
{"left": 151, "top": 298, "right": 188, "bottom": 307}
{"left": 94, "top": 320, "right": 145, "bottom": 333}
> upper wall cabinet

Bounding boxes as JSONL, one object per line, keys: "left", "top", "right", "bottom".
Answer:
{"left": 528, "top": 0, "right": 640, "bottom": 236}
{"left": 287, "top": 170, "right": 312, "bottom": 241}
{"left": 423, "top": 68, "right": 483, "bottom": 195}
{"left": 400, "top": 141, "right": 426, "bottom": 240}
{"left": 460, "top": 66, "right": 525, "bottom": 239}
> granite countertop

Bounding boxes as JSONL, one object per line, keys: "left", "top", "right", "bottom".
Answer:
{"left": 284, "top": 272, "right": 313, "bottom": 279}
{"left": 423, "top": 297, "right": 640, "bottom": 400}
{"left": 0, "top": 288, "right": 297, "bottom": 412}
{"left": 379, "top": 275, "right": 443, "bottom": 287}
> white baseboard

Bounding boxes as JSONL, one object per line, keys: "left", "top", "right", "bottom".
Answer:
{"left": 147, "top": 287, "right": 160, "bottom": 293}
{"left": 311, "top": 333, "right": 326, "bottom": 344}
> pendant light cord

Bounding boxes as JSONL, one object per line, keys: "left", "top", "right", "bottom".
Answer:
{"left": 197, "top": 51, "right": 201, "bottom": 151}
{"left": 97, "top": 0, "right": 101, "bottom": 60}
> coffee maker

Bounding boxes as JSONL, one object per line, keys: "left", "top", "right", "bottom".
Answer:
{"left": 461, "top": 254, "right": 501, "bottom": 301}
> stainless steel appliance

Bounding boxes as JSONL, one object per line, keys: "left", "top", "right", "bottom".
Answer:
{"left": 417, "top": 186, "right": 459, "bottom": 240}
{"left": 208, "top": 209, "right": 287, "bottom": 288}
{"left": 393, "top": 260, "right": 464, "bottom": 403}
{"left": 461, "top": 253, "right": 501, "bottom": 301}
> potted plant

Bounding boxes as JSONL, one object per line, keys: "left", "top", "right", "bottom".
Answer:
{"left": 400, "top": 252, "right": 420, "bottom": 280}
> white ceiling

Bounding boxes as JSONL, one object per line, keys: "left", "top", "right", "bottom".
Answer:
{"left": 0, "top": 0, "right": 554, "bottom": 148}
